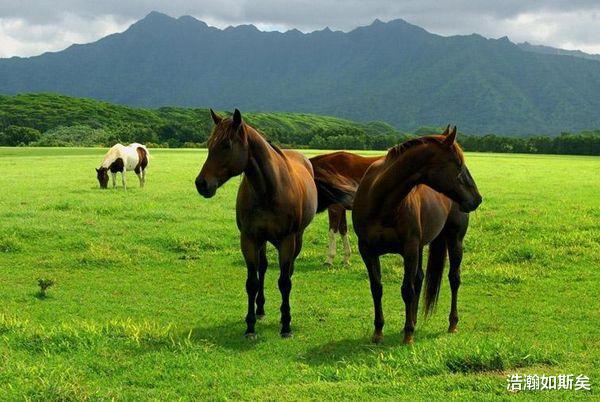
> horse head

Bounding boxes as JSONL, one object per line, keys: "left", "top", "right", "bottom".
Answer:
{"left": 195, "top": 109, "right": 249, "bottom": 198}
{"left": 419, "top": 126, "right": 482, "bottom": 212}
{"left": 96, "top": 167, "right": 109, "bottom": 189}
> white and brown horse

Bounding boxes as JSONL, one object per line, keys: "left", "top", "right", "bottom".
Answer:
{"left": 96, "top": 143, "right": 149, "bottom": 189}
{"left": 310, "top": 151, "right": 381, "bottom": 265}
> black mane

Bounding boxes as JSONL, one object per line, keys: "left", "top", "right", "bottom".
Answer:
{"left": 386, "top": 136, "right": 442, "bottom": 161}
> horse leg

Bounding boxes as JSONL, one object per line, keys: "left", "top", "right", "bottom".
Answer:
{"left": 413, "top": 247, "right": 424, "bottom": 325}
{"left": 325, "top": 207, "right": 339, "bottom": 265}
{"left": 142, "top": 169, "right": 147, "bottom": 187}
{"left": 401, "top": 241, "right": 420, "bottom": 344}
{"left": 293, "top": 229, "right": 304, "bottom": 261}
{"left": 121, "top": 168, "right": 127, "bottom": 190}
{"left": 241, "top": 234, "right": 261, "bottom": 338}
{"left": 340, "top": 210, "right": 351, "bottom": 266}
{"left": 136, "top": 172, "right": 143, "bottom": 188}
{"left": 277, "top": 234, "right": 296, "bottom": 337}
{"left": 359, "top": 241, "right": 384, "bottom": 343}
{"left": 255, "top": 243, "right": 268, "bottom": 319}
{"left": 447, "top": 235, "right": 463, "bottom": 333}
{"left": 326, "top": 229, "right": 336, "bottom": 265}
{"left": 111, "top": 172, "right": 116, "bottom": 189}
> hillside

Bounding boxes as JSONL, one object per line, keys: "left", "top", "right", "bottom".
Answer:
{"left": 518, "top": 42, "right": 600, "bottom": 62}
{"left": 0, "top": 93, "right": 402, "bottom": 148}
{"left": 1, "top": 12, "right": 600, "bottom": 135}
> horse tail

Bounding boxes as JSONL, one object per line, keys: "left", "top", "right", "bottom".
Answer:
{"left": 312, "top": 166, "right": 356, "bottom": 213}
{"left": 424, "top": 234, "right": 448, "bottom": 317}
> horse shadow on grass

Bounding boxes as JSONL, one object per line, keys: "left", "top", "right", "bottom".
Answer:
{"left": 292, "top": 258, "right": 369, "bottom": 276}
{"left": 178, "top": 318, "right": 285, "bottom": 352}
{"left": 301, "top": 328, "right": 446, "bottom": 367}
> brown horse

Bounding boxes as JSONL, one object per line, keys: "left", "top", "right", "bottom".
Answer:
{"left": 195, "top": 109, "right": 351, "bottom": 338}
{"left": 310, "top": 152, "right": 381, "bottom": 265}
{"left": 352, "top": 126, "right": 482, "bottom": 344}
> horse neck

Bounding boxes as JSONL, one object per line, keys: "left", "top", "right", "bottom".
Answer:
{"left": 356, "top": 155, "right": 383, "bottom": 176}
{"left": 372, "top": 146, "right": 432, "bottom": 209}
{"left": 366, "top": 155, "right": 383, "bottom": 164}
{"left": 243, "top": 126, "right": 288, "bottom": 198}
{"left": 101, "top": 147, "right": 120, "bottom": 168}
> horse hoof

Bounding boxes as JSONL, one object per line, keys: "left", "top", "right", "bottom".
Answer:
{"left": 403, "top": 335, "right": 414, "bottom": 345}
{"left": 371, "top": 332, "right": 384, "bottom": 344}
{"left": 280, "top": 332, "right": 293, "bottom": 338}
{"left": 448, "top": 326, "right": 458, "bottom": 334}
{"left": 245, "top": 332, "right": 257, "bottom": 340}
{"left": 324, "top": 261, "right": 333, "bottom": 267}
{"left": 256, "top": 314, "right": 266, "bottom": 320}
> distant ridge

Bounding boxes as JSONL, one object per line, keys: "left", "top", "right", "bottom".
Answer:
{"left": 1, "top": 11, "right": 600, "bottom": 135}
{"left": 518, "top": 41, "right": 600, "bottom": 62}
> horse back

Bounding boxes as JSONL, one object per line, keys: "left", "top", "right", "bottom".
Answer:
{"left": 283, "top": 149, "right": 314, "bottom": 178}
{"left": 354, "top": 177, "right": 455, "bottom": 252}
{"left": 310, "top": 151, "right": 380, "bottom": 182}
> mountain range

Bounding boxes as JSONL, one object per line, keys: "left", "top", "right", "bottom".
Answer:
{"left": 1, "top": 11, "right": 600, "bottom": 135}
{"left": 517, "top": 42, "right": 600, "bottom": 62}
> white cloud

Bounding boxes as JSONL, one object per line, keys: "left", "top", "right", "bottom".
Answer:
{"left": 419, "top": 8, "right": 600, "bottom": 54}
{"left": 0, "top": 14, "right": 132, "bottom": 58}
{"left": 0, "top": 1, "right": 599, "bottom": 57}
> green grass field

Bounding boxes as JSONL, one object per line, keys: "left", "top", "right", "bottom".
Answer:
{"left": 0, "top": 147, "right": 598, "bottom": 400}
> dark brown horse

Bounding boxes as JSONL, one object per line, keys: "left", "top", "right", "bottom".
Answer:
{"left": 352, "top": 126, "right": 482, "bottom": 344}
{"left": 310, "top": 152, "right": 381, "bottom": 265}
{"left": 195, "top": 109, "right": 351, "bottom": 338}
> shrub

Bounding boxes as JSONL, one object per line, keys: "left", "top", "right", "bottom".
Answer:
{"left": 36, "top": 278, "right": 55, "bottom": 298}
{"left": 0, "top": 126, "right": 41, "bottom": 146}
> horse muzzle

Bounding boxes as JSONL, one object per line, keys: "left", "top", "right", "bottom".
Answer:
{"left": 459, "top": 194, "right": 482, "bottom": 213}
{"left": 195, "top": 177, "right": 217, "bottom": 198}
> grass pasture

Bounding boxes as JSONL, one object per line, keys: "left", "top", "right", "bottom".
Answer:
{"left": 0, "top": 147, "right": 599, "bottom": 400}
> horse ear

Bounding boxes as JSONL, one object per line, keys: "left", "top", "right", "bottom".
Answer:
{"left": 443, "top": 126, "right": 457, "bottom": 147}
{"left": 232, "top": 109, "right": 242, "bottom": 128}
{"left": 95, "top": 168, "right": 99, "bottom": 172}
{"left": 441, "top": 124, "right": 450, "bottom": 136}
{"left": 209, "top": 108, "right": 222, "bottom": 125}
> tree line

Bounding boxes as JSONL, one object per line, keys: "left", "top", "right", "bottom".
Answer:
{"left": 458, "top": 131, "right": 600, "bottom": 156}
{"left": 2, "top": 123, "right": 599, "bottom": 156}
{"left": 1, "top": 94, "right": 599, "bottom": 155}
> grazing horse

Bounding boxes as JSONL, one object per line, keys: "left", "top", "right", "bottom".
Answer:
{"left": 96, "top": 143, "right": 149, "bottom": 189}
{"left": 352, "top": 126, "right": 482, "bottom": 344}
{"left": 195, "top": 109, "right": 352, "bottom": 338}
{"left": 310, "top": 152, "right": 381, "bottom": 265}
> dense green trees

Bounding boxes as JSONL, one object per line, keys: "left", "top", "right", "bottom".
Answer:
{"left": 0, "top": 94, "right": 398, "bottom": 149}
{"left": 0, "top": 126, "right": 41, "bottom": 146}
{"left": 458, "top": 132, "right": 600, "bottom": 156}
{"left": 0, "top": 94, "right": 598, "bottom": 155}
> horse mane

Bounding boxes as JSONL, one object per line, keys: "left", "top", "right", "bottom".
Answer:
{"left": 207, "top": 118, "right": 285, "bottom": 156}
{"left": 386, "top": 137, "right": 439, "bottom": 161}
{"left": 206, "top": 118, "right": 237, "bottom": 147}
{"left": 100, "top": 143, "right": 124, "bottom": 168}
{"left": 386, "top": 135, "right": 464, "bottom": 163}
{"left": 266, "top": 138, "right": 285, "bottom": 156}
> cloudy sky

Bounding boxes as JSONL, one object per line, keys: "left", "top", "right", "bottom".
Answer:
{"left": 1, "top": 0, "right": 599, "bottom": 58}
